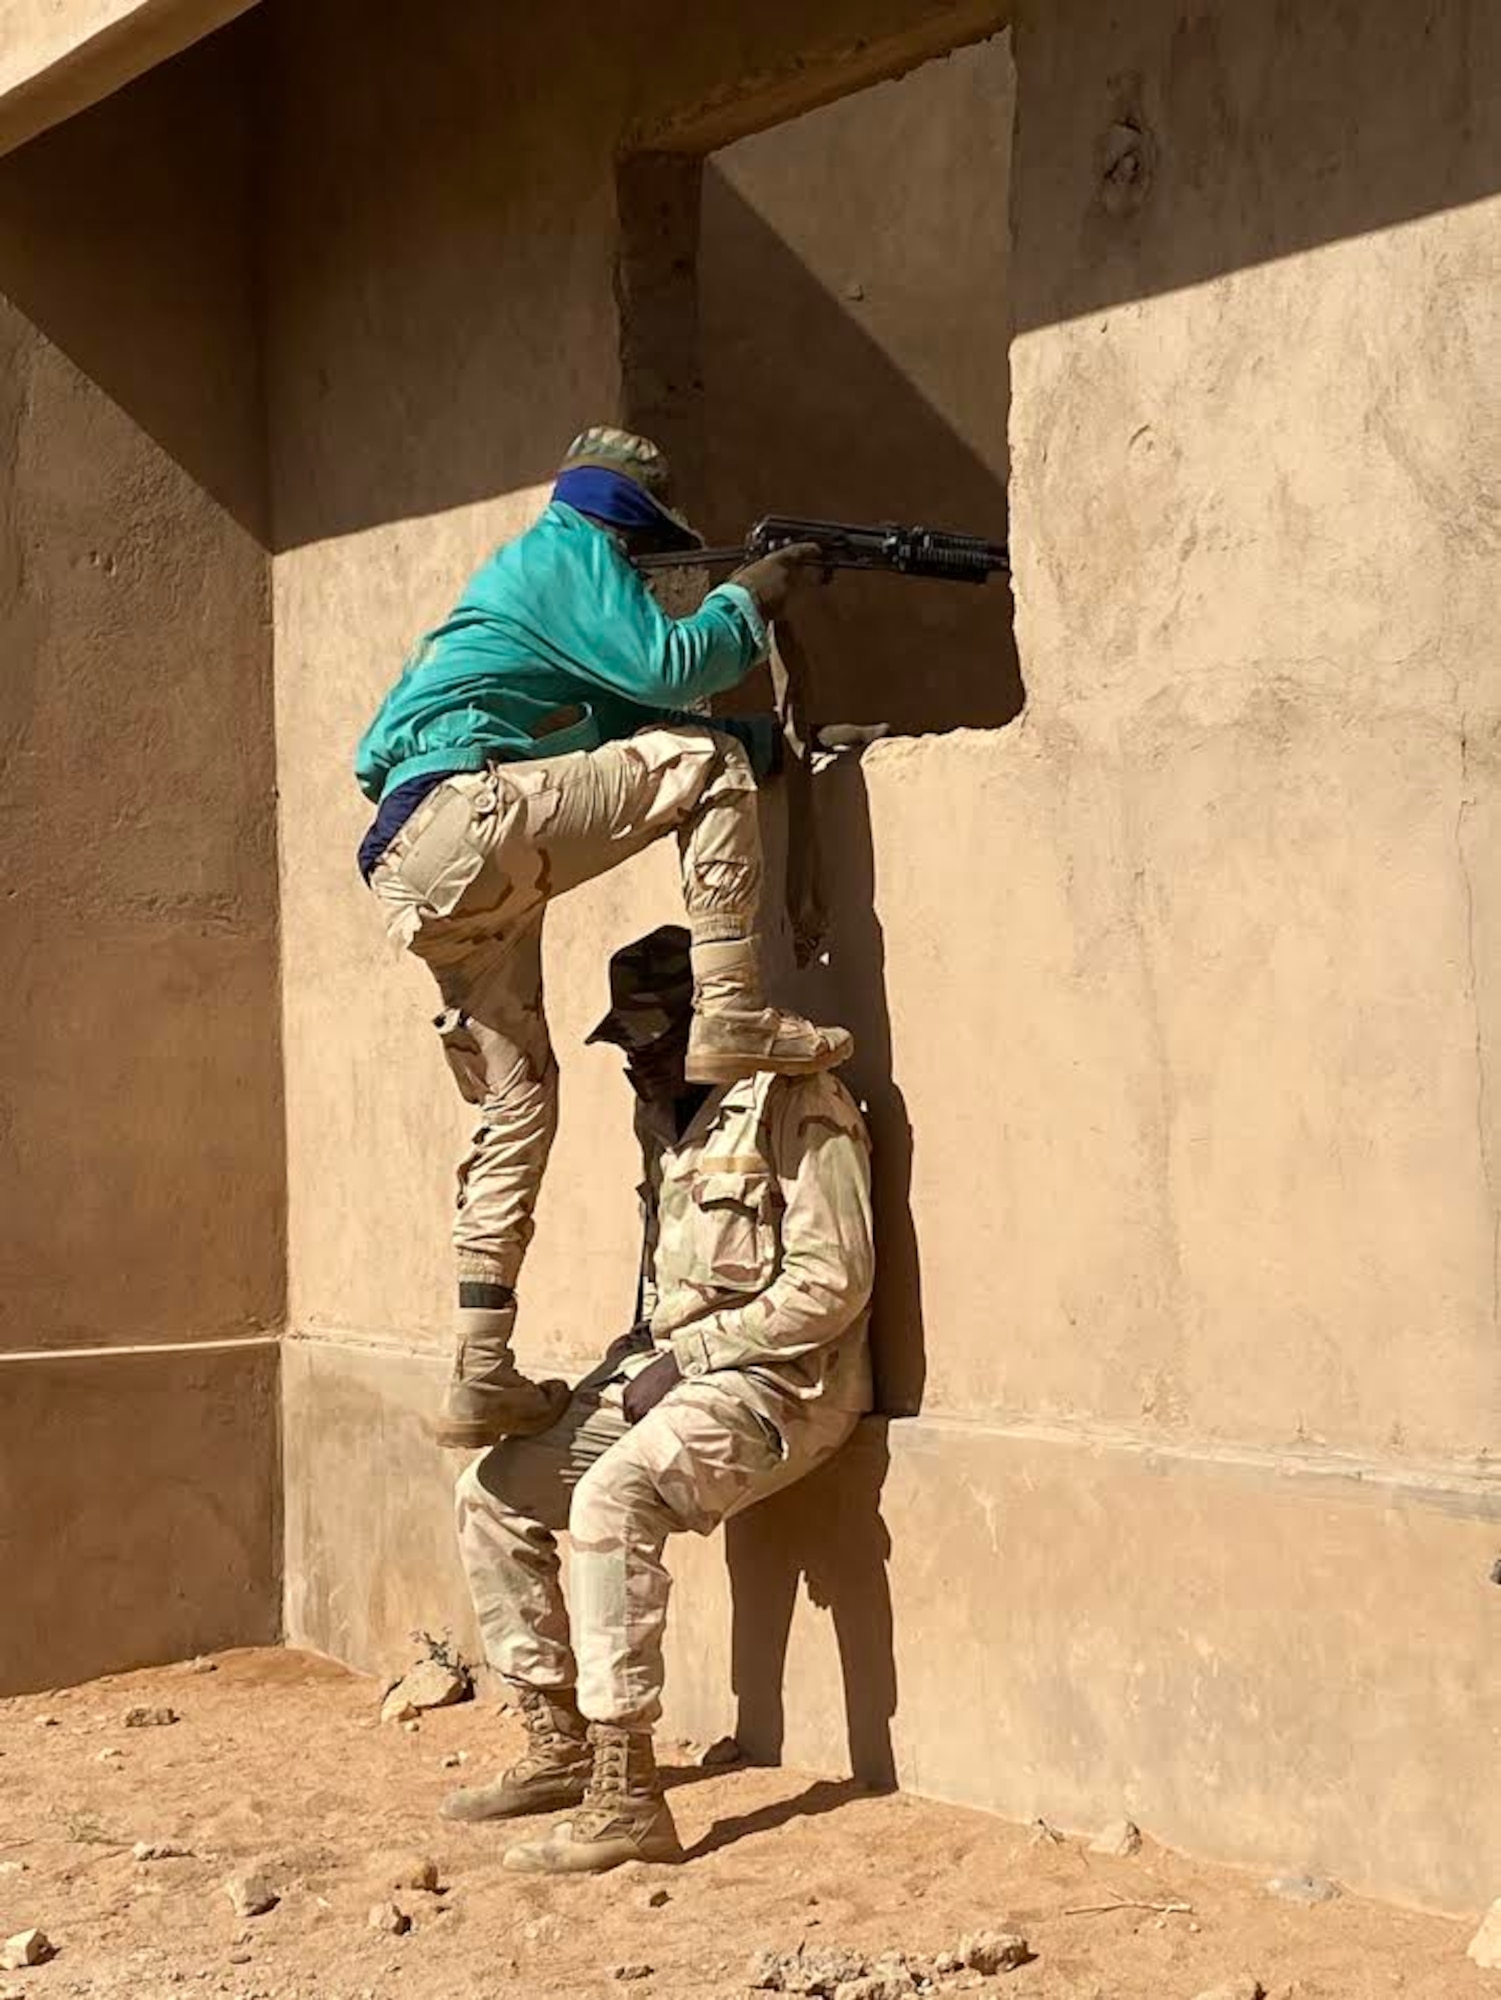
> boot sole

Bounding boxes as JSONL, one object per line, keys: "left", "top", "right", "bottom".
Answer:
{"left": 502, "top": 1831, "right": 685, "bottom": 1874}
{"left": 684, "top": 1034, "right": 855, "bottom": 1086}
{"left": 440, "top": 1777, "right": 590, "bottom": 1823}
{"left": 427, "top": 1380, "right": 570, "bottom": 1450}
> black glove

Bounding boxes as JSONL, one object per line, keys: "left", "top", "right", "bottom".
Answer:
{"left": 622, "top": 1352, "right": 683, "bottom": 1425}
{"left": 597, "top": 1321, "right": 655, "bottom": 1373}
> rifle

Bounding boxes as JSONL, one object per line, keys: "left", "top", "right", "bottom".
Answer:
{"left": 636, "top": 514, "right": 1009, "bottom": 585}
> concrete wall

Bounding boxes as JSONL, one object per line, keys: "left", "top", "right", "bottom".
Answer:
{"left": 217, "top": 0, "right": 1501, "bottom": 1915}
{"left": 0, "top": 0, "right": 256, "bottom": 159}
{"left": 0, "top": 20, "right": 283, "bottom": 1690}
{"left": 699, "top": 37, "right": 1020, "bottom": 733}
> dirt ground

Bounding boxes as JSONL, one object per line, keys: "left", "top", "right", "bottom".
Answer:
{"left": 0, "top": 1649, "right": 1490, "bottom": 2000}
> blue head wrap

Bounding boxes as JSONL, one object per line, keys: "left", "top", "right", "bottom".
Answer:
{"left": 553, "top": 465, "right": 699, "bottom": 549}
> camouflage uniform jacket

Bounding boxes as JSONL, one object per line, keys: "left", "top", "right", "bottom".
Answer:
{"left": 637, "top": 1069, "right": 874, "bottom": 1415}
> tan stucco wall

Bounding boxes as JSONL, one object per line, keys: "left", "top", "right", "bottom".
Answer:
{"left": 0, "top": 22, "right": 283, "bottom": 1689}
{"left": 166, "top": 0, "right": 1501, "bottom": 1913}
{"left": 0, "top": 0, "right": 255, "bottom": 159}
{"left": 699, "top": 36, "right": 1019, "bottom": 733}
{"left": 0, "top": 1341, "right": 281, "bottom": 1693}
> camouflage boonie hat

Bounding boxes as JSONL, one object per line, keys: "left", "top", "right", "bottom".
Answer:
{"left": 586, "top": 925, "right": 694, "bottom": 1050}
{"left": 559, "top": 426, "right": 703, "bottom": 549}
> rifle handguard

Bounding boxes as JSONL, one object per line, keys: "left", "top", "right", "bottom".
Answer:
{"left": 638, "top": 514, "right": 1009, "bottom": 583}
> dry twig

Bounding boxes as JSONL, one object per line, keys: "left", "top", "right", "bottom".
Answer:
{"left": 1064, "top": 1898, "right": 1194, "bottom": 1918}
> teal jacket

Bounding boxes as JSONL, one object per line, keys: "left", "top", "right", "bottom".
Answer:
{"left": 355, "top": 501, "right": 770, "bottom": 804}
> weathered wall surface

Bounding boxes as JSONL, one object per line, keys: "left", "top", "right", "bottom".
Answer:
{"left": 699, "top": 37, "right": 1019, "bottom": 732}
{"left": 265, "top": 0, "right": 1501, "bottom": 1911}
{"left": 0, "top": 21, "right": 283, "bottom": 1690}
{"left": 0, "top": 0, "right": 255, "bottom": 159}
{"left": 0, "top": 1341, "right": 281, "bottom": 1691}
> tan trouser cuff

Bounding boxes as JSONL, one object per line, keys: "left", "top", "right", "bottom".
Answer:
{"left": 688, "top": 913, "right": 755, "bottom": 945}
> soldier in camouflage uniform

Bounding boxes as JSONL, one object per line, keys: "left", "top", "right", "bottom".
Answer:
{"left": 356, "top": 427, "right": 849, "bottom": 1451}
{"left": 444, "top": 926, "right": 874, "bottom": 1872}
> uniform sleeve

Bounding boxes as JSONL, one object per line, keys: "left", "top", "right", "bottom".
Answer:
{"left": 670, "top": 1077, "right": 873, "bottom": 1378}
{"left": 354, "top": 699, "right": 394, "bottom": 802}
{"left": 562, "top": 532, "right": 769, "bottom": 709}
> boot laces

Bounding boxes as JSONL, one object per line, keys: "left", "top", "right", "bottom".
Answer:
{"left": 585, "top": 1730, "right": 633, "bottom": 1806}
{"left": 515, "top": 1687, "right": 582, "bottom": 1761}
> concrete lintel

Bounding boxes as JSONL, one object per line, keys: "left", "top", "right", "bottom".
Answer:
{"left": 0, "top": 0, "right": 257, "bottom": 161}
{"left": 624, "top": 0, "right": 1010, "bottom": 156}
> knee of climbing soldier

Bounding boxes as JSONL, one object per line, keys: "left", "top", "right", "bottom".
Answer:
{"left": 568, "top": 1451, "right": 650, "bottom": 1546}
{"left": 701, "top": 727, "right": 757, "bottom": 795}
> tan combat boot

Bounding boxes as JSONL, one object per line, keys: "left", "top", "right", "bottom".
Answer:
{"left": 684, "top": 938, "right": 852, "bottom": 1086}
{"left": 430, "top": 1284, "right": 569, "bottom": 1450}
{"left": 439, "top": 1687, "right": 591, "bottom": 1822}
{"left": 501, "top": 1723, "right": 684, "bottom": 1874}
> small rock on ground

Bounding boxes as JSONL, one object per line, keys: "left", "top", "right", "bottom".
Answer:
{"left": 1088, "top": 1817, "right": 1142, "bottom": 1857}
{"left": 748, "top": 1944, "right": 869, "bottom": 1993}
{"left": 699, "top": 1736, "right": 744, "bottom": 1768}
{"left": 224, "top": 1870, "right": 279, "bottom": 1918}
{"left": 181, "top": 1657, "right": 218, "bottom": 1675}
{"left": 368, "top": 1903, "right": 411, "bottom": 1937}
{"left": 1190, "top": 1980, "right": 1265, "bottom": 2000}
{"left": 958, "top": 1931, "right": 1031, "bottom": 1975}
{"left": 379, "top": 1659, "right": 470, "bottom": 1724}
{"left": 1469, "top": 1899, "right": 1501, "bottom": 1970}
{"left": 1264, "top": 1874, "right": 1339, "bottom": 1905}
{"left": 612, "top": 1965, "right": 653, "bottom": 1983}
{"left": 637, "top": 1886, "right": 671, "bottom": 1909}
{"left": 373, "top": 1852, "right": 440, "bottom": 1894}
{"left": 96, "top": 1747, "right": 123, "bottom": 1763}
{"left": 122, "top": 1705, "right": 179, "bottom": 1730}
{"left": 133, "top": 1841, "right": 193, "bottom": 1861}
{"left": 0, "top": 1931, "right": 54, "bottom": 1971}
{"left": 834, "top": 1973, "right": 914, "bottom": 2000}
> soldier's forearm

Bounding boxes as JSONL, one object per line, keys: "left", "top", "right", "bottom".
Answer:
{"left": 667, "top": 1258, "right": 868, "bottom": 1379}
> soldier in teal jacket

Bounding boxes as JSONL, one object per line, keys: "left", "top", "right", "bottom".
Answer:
{"left": 357, "top": 427, "right": 850, "bottom": 1449}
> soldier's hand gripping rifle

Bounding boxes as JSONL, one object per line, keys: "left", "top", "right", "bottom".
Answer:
{"left": 636, "top": 514, "right": 1010, "bottom": 585}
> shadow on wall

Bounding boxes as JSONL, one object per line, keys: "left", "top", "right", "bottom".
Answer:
{"left": 1012, "top": 0, "right": 1501, "bottom": 333}
{"left": 698, "top": 171, "right": 1020, "bottom": 736}
{"left": 710, "top": 761, "right": 912, "bottom": 1796}
{"left": 720, "top": 1420, "right": 897, "bottom": 1795}
{"left": 0, "top": 17, "right": 267, "bottom": 539}
{"left": 759, "top": 751, "right": 926, "bottom": 1421}
{"left": 0, "top": 2, "right": 1493, "bottom": 552}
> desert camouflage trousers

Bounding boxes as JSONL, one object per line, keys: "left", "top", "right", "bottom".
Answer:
{"left": 455, "top": 1359, "right": 856, "bottom": 1726}
{"left": 368, "top": 725, "right": 762, "bottom": 1292}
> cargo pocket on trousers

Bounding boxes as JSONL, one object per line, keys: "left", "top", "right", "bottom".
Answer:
{"left": 386, "top": 784, "right": 491, "bottom": 919}
{"left": 434, "top": 1008, "right": 489, "bottom": 1105}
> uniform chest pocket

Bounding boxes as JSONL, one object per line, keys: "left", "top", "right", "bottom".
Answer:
{"left": 689, "top": 1170, "right": 779, "bottom": 1289}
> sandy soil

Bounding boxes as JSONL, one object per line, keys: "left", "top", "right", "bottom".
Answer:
{"left": 0, "top": 1649, "right": 1489, "bottom": 2000}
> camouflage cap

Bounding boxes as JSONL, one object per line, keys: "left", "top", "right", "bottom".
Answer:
{"left": 559, "top": 426, "right": 702, "bottom": 548}
{"left": 585, "top": 925, "right": 694, "bottom": 1050}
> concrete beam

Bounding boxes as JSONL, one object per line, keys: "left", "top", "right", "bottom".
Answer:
{"left": 282, "top": 1335, "right": 1501, "bottom": 1916}
{"left": 0, "top": 0, "right": 257, "bottom": 160}
{"left": 0, "top": 1339, "right": 282, "bottom": 1693}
